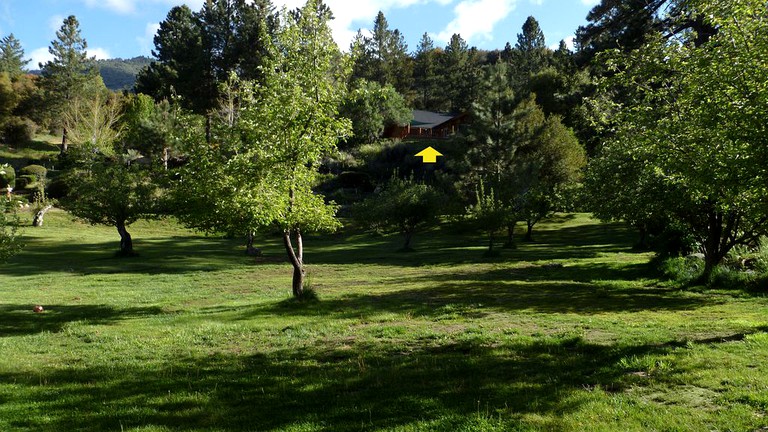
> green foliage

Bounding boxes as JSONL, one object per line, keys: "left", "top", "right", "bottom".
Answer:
{"left": 15, "top": 175, "right": 37, "bottom": 190}
{"left": 586, "top": 0, "right": 768, "bottom": 277}
{"left": 340, "top": 79, "right": 412, "bottom": 146}
{"left": 354, "top": 175, "right": 444, "bottom": 250}
{"left": 46, "top": 177, "right": 70, "bottom": 200}
{"left": 2, "top": 116, "right": 36, "bottom": 144}
{"left": 350, "top": 11, "right": 413, "bottom": 97}
{"left": 0, "top": 206, "right": 21, "bottom": 262}
{"left": 63, "top": 159, "right": 158, "bottom": 254}
{"left": 136, "top": 1, "right": 275, "bottom": 114}
{"left": 466, "top": 181, "right": 507, "bottom": 254}
{"left": 95, "top": 56, "right": 152, "bottom": 91}
{"left": 0, "top": 34, "right": 30, "bottom": 76}
{"left": 39, "top": 15, "right": 101, "bottom": 126}
{"left": 440, "top": 33, "right": 483, "bottom": 112}
{"left": 19, "top": 164, "right": 47, "bottom": 181}
{"left": 412, "top": 32, "right": 441, "bottom": 110}
{"left": 0, "top": 163, "right": 15, "bottom": 188}
{"left": 175, "top": 0, "right": 350, "bottom": 296}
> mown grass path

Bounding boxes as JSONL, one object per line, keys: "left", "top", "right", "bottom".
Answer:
{"left": 1, "top": 211, "right": 766, "bottom": 431}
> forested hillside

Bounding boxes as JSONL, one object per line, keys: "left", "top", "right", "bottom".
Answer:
{"left": 96, "top": 56, "right": 152, "bottom": 90}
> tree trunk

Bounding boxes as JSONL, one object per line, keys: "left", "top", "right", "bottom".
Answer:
{"left": 116, "top": 221, "right": 133, "bottom": 255}
{"left": 524, "top": 221, "right": 534, "bottom": 242}
{"left": 283, "top": 229, "right": 305, "bottom": 298}
{"left": 403, "top": 230, "right": 414, "bottom": 250}
{"left": 162, "top": 147, "right": 169, "bottom": 171}
{"left": 245, "top": 231, "right": 262, "bottom": 256}
{"left": 32, "top": 205, "right": 53, "bottom": 227}
{"left": 636, "top": 224, "right": 649, "bottom": 249}
{"left": 60, "top": 128, "right": 68, "bottom": 155}
{"left": 503, "top": 221, "right": 517, "bottom": 248}
{"left": 205, "top": 114, "right": 212, "bottom": 145}
{"left": 488, "top": 231, "right": 494, "bottom": 253}
{"left": 699, "top": 209, "right": 729, "bottom": 282}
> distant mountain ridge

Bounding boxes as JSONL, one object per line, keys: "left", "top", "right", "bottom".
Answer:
{"left": 30, "top": 56, "right": 153, "bottom": 92}
{"left": 96, "top": 56, "right": 152, "bottom": 91}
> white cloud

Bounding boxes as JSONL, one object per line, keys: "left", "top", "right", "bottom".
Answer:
{"left": 434, "top": 0, "right": 516, "bottom": 44}
{"left": 271, "top": 0, "right": 454, "bottom": 49}
{"left": 137, "top": 22, "right": 161, "bottom": 55}
{"left": 88, "top": 47, "right": 112, "bottom": 59}
{"left": 84, "top": 0, "right": 136, "bottom": 14}
{"left": 549, "top": 35, "right": 575, "bottom": 51}
{"left": 30, "top": 47, "right": 54, "bottom": 69}
{"left": 48, "top": 15, "right": 65, "bottom": 36}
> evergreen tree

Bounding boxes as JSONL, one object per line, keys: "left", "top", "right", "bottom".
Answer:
{"left": 441, "top": 33, "right": 481, "bottom": 112}
{"left": 136, "top": 1, "right": 275, "bottom": 117}
{"left": 510, "top": 16, "right": 551, "bottom": 88}
{"left": 0, "top": 34, "right": 30, "bottom": 76}
{"left": 413, "top": 33, "right": 440, "bottom": 110}
{"left": 351, "top": 11, "right": 412, "bottom": 97}
{"left": 39, "top": 15, "right": 100, "bottom": 152}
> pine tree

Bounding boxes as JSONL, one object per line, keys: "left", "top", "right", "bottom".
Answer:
{"left": 0, "top": 34, "right": 30, "bottom": 76}
{"left": 513, "top": 16, "right": 550, "bottom": 79}
{"left": 413, "top": 33, "right": 439, "bottom": 110}
{"left": 351, "top": 11, "right": 412, "bottom": 96}
{"left": 441, "top": 33, "right": 481, "bottom": 112}
{"left": 39, "top": 15, "right": 101, "bottom": 152}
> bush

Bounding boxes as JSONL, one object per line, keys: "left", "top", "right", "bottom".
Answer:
{"left": 46, "top": 177, "right": 69, "bottom": 200}
{"left": 659, "top": 255, "right": 703, "bottom": 284}
{"left": 0, "top": 164, "right": 15, "bottom": 189}
{"left": 19, "top": 164, "right": 47, "bottom": 181}
{"left": 337, "top": 171, "right": 373, "bottom": 191}
{"left": 3, "top": 117, "right": 37, "bottom": 144}
{"left": 15, "top": 175, "right": 36, "bottom": 190}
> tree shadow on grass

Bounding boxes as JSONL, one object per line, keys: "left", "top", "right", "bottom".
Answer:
{"left": 304, "top": 221, "right": 643, "bottom": 267}
{"left": 0, "top": 304, "right": 165, "bottom": 337}
{"left": 0, "top": 235, "right": 250, "bottom": 277}
{"left": 0, "top": 330, "right": 764, "bottom": 431}
{"left": 238, "top": 261, "right": 717, "bottom": 320}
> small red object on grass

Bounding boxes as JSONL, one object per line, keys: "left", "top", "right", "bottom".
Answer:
{"left": 33, "top": 305, "right": 44, "bottom": 313}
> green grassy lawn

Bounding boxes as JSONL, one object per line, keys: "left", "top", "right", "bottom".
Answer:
{"left": 0, "top": 136, "right": 60, "bottom": 169}
{"left": 0, "top": 211, "right": 767, "bottom": 431}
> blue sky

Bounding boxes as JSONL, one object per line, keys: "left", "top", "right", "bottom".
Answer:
{"left": 0, "top": 0, "right": 599, "bottom": 69}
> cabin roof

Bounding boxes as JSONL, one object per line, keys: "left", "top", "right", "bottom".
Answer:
{"left": 410, "top": 110, "right": 459, "bottom": 129}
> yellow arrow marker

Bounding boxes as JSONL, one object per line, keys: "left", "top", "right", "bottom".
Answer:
{"left": 415, "top": 146, "right": 443, "bottom": 163}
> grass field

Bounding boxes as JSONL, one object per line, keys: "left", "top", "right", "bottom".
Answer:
{"left": 0, "top": 210, "right": 767, "bottom": 431}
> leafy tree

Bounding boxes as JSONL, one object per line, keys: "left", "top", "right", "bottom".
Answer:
{"left": 66, "top": 160, "right": 157, "bottom": 255}
{"left": 0, "top": 34, "right": 30, "bottom": 76}
{"left": 177, "top": 0, "right": 350, "bottom": 297}
{"left": 39, "top": 15, "right": 100, "bottom": 151}
{"left": 354, "top": 176, "right": 443, "bottom": 250}
{"left": 585, "top": 0, "right": 768, "bottom": 279}
{"left": 61, "top": 92, "right": 159, "bottom": 255}
{"left": 466, "top": 181, "right": 507, "bottom": 255}
{"left": 575, "top": 0, "right": 716, "bottom": 65}
{"left": 518, "top": 115, "right": 585, "bottom": 241}
{"left": 340, "top": 79, "right": 411, "bottom": 146}
{"left": 120, "top": 94, "right": 180, "bottom": 170}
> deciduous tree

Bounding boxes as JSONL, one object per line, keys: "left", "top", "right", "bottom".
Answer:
{"left": 585, "top": 0, "right": 768, "bottom": 279}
